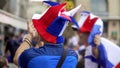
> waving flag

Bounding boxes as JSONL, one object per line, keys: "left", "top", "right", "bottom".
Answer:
{"left": 73, "top": 11, "right": 120, "bottom": 68}
{"left": 88, "top": 14, "right": 120, "bottom": 68}
{"left": 32, "top": 1, "right": 81, "bottom": 44}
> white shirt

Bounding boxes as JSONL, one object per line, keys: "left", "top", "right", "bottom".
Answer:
{"left": 85, "top": 45, "right": 98, "bottom": 68}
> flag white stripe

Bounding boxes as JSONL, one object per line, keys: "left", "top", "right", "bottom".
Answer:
{"left": 58, "top": 21, "right": 69, "bottom": 36}
{"left": 101, "top": 37, "right": 120, "bottom": 66}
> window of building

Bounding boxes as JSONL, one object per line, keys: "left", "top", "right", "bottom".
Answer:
{"left": 0, "top": 0, "right": 7, "bottom": 9}
{"left": 102, "top": 20, "right": 108, "bottom": 37}
{"left": 91, "top": 0, "right": 108, "bottom": 16}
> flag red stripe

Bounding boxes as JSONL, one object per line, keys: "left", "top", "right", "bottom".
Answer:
{"left": 115, "top": 62, "right": 120, "bottom": 68}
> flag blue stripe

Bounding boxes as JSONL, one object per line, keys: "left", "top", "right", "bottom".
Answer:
{"left": 98, "top": 44, "right": 114, "bottom": 68}
{"left": 84, "top": 55, "right": 98, "bottom": 63}
{"left": 46, "top": 17, "right": 68, "bottom": 36}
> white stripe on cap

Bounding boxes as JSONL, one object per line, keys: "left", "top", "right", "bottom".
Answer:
{"left": 58, "top": 21, "right": 69, "bottom": 36}
{"left": 58, "top": 5, "right": 81, "bottom": 36}
{"left": 90, "top": 13, "right": 97, "bottom": 19}
{"left": 32, "top": 14, "right": 42, "bottom": 19}
{"left": 78, "top": 13, "right": 89, "bottom": 28}
{"left": 71, "top": 12, "right": 89, "bottom": 29}
{"left": 62, "top": 5, "right": 82, "bottom": 16}
{"left": 32, "top": 8, "right": 49, "bottom": 19}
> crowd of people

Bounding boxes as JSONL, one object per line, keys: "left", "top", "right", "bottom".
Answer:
{"left": 0, "top": 0, "right": 120, "bottom": 68}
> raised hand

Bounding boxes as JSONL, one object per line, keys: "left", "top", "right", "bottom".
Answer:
{"left": 94, "top": 35, "right": 101, "bottom": 46}
{"left": 27, "top": 21, "right": 37, "bottom": 38}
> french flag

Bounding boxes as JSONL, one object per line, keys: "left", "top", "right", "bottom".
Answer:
{"left": 32, "top": 1, "right": 81, "bottom": 44}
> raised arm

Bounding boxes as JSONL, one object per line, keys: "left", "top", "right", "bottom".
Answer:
{"left": 92, "top": 35, "right": 101, "bottom": 59}
{"left": 14, "top": 22, "right": 36, "bottom": 65}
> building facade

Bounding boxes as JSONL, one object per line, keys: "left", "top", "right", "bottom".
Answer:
{"left": 0, "top": 0, "right": 28, "bottom": 55}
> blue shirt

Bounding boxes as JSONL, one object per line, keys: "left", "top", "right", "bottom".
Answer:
{"left": 19, "top": 44, "right": 78, "bottom": 68}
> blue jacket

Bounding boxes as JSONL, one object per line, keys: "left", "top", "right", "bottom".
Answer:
{"left": 19, "top": 44, "right": 78, "bottom": 68}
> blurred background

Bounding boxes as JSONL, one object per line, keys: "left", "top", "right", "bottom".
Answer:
{"left": 0, "top": 0, "right": 120, "bottom": 68}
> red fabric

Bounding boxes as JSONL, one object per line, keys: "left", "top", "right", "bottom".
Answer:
{"left": 38, "top": 3, "right": 66, "bottom": 29}
{"left": 33, "top": 19, "right": 57, "bottom": 43}
{"left": 32, "top": 3, "right": 66, "bottom": 44}
{"left": 79, "top": 15, "right": 98, "bottom": 33}
{"left": 115, "top": 62, "right": 120, "bottom": 68}
{"left": 60, "top": 14, "right": 71, "bottom": 21}
{"left": 59, "top": 6, "right": 71, "bottom": 21}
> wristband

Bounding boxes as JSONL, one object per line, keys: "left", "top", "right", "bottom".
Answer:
{"left": 24, "top": 38, "right": 32, "bottom": 47}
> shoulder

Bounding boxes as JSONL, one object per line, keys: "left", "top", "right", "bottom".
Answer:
{"left": 20, "top": 48, "right": 34, "bottom": 57}
{"left": 19, "top": 48, "right": 36, "bottom": 60}
{"left": 19, "top": 48, "right": 44, "bottom": 67}
{"left": 67, "top": 48, "right": 78, "bottom": 59}
{"left": 19, "top": 47, "right": 44, "bottom": 60}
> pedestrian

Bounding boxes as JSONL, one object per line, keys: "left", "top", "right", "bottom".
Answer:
{"left": 14, "top": 1, "right": 81, "bottom": 68}
{"left": 68, "top": 30, "right": 81, "bottom": 60}
{"left": 0, "top": 56, "right": 8, "bottom": 68}
{"left": 0, "top": 34, "right": 3, "bottom": 55}
{"left": 72, "top": 11, "right": 120, "bottom": 68}
{"left": 5, "top": 34, "right": 20, "bottom": 63}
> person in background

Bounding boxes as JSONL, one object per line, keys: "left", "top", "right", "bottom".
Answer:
{"left": 72, "top": 25, "right": 85, "bottom": 68}
{"left": 68, "top": 31, "right": 79, "bottom": 50}
{"left": 68, "top": 31, "right": 80, "bottom": 60}
{"left": 5, "top": 34, "right": 20, "bottom": 63}
{"left": 0, "top": 56, "right": 8, "bottom": 68}
{"left": 0, "top": 34, "right": 3, "bottom": 55}
{"left": 72, "top": 11, "right": 103, "bottom": 68}
{"left": 0, "top": 34, "right": 2, "bottom": 41}
{"left": 73, "top": 11, "right": 120, "bottom": 68}
{"left": 76, "top": 45, "right": 86, "bottom": 68}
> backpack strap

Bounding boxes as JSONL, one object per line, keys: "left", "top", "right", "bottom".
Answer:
{"left": 56, "top": 48, "right": 68, "bottom": 68}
